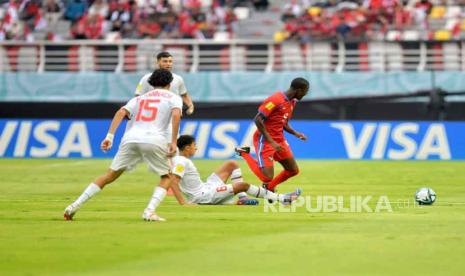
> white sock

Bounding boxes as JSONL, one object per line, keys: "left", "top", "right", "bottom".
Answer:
{"left": 246, "top": 185, "right": 275, "bottom": 199}
{"left": 73, "top": 183, "right": 101, "bottom": 208}
{"left": 231, "top": 168, "right": 243, "bottom": 183}
{"left": 237, "top": 192, "right": 248, "bottom": 198}
{"left": 246, "top": 185, "right": 282, "bottom": 202}
{"left": 146, "top": 186, "right": 167, "bottom": 212}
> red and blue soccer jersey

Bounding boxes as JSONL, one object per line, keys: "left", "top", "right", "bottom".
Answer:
{"left": 253, "top": 92, "right": 297, "bottom": 167}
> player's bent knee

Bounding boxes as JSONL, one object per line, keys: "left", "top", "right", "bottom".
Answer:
{"left": 226, "top": 160, "right": 239, "bottom": 169}
{"left": 288, "top": 168, "right": 299, "bottom": 176}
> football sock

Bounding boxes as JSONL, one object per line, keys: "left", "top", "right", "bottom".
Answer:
{"left": 268, "top": 169, "right": 299, "bottom": 192}
{"left": 73, "top": 183, "right": 101, "bottom": 207}
{"left": 246, "top": 185, "right": 279, "bottom": 201}
{"left": 240, "top": 152, "right": 272, "bottom": 183}
{"left": 231, "top": 168, "right": 243, "bottom": 183}
{"left": 146, "top": 186, "right": 167, "bottom": 212}
{"left": 237, "top": 192, "right": 248, "bottom": 198}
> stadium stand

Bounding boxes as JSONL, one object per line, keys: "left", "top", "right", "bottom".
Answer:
{"left": 1, "top": 0, "right": 465, "bottom": 72}
{"left": 275, "top": 0, "right": 465, "bottom": 43}
{"left": 0, "top": 0, "right": 260, "bottom": 41}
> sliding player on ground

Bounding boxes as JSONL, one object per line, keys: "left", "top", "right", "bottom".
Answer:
{"left": 170, "top": 135, "right": 302, "bottom": 205}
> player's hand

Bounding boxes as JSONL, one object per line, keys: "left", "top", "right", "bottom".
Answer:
{"left": 271, "top": 142, "right": 283, "bottom": 152}
{"left": 295, "top": 132, "right": 307, "bottom": 141}
{"left": 101, "top": 139, "right": 112, "bottom": 152}
{"left": 184, "top": 202, "right": 197, "bottom": 207}
{"left": 186, "top": 104, "right": 194, "bottom": 115}
{"left": 167, "top": 142, "right": 177, "bottom": 157}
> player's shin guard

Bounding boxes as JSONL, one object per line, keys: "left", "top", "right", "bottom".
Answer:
{"left": 267, "top": 169, "right": 299, "bottom": 192}
{"left": 240, "top": 153, "right": 272, "bottom": 183}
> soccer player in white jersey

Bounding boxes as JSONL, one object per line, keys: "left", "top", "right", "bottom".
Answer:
{"left": 134, "top": 51, "right": 195, "bottom": 115}
{"left": 169, "top": 135, "right": 302, "bottom": 205}
{"left": 64, "top": 69, "right": 182, "bottom": 222}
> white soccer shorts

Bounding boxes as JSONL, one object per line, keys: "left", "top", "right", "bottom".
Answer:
{"left": 197, "top": 173, "right": 235, "bottom": 205}
{"left": 110, "top": 142, "right": 171, "bottom": 176}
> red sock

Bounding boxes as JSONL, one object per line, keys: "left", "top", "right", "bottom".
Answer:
{"left": 240, "top": 152, "right": 272, "bottom": 183}
{"left": 268, "top": 169, "right": 299, "bottom": 192}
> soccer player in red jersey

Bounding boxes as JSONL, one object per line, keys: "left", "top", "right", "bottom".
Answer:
{"left": 236, "top": 77, "right": 309, "bottom": 192}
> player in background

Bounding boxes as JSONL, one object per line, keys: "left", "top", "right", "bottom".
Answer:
{"left": 134, "top": 51, "right": 195, "bottom": 115}
{"left": 64, "top": 69, "right": 182, "bottom": 222}
{"left": 235, "top": 78, "right": 309, "bottom": 192}
{"left": 169, "top": 135, "right": 302, "bottom": 205}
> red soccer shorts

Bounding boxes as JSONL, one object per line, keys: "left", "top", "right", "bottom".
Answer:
{"left": 253, "top": 133, "right": 294, "bottom": 168}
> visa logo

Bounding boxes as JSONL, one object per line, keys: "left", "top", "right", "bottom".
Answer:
{"left": 331, "top": 123, "right": 451, "bottom": 160}
{"left": 0, "top": 121, "right": 92, "bottom": 158}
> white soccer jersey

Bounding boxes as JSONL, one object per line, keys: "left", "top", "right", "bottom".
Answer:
{"left": 171, "top": 155, "right": 203, "bottom": 202}
{"left": 121, "top": 89, "right": 182, "bottom": 145}
{"left": 134, "top": 72, "right": 187, "bottom": 97}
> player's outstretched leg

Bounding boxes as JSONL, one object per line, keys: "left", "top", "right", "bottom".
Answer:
{"left": 64, "top": 169, "right": 124, "bottom": 220}
{"left": 232, "top": 182, "right": 301, "bottom": 205}
{"left": 142, "top": 174, "right": 171, "bottom": 222}
{"left": 267, "top": 158, "right": 300, "bottom": 192}
{"left": 235, "top": 146, "right": 273, "bottom": 184}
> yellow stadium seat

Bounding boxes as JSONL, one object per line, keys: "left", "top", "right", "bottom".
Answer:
{"left": 430, "top": 6, "right": 446, "bottom": 19}
{"left": 308, "top": 7, "right": 321, "bottom": 17}
{"left": 274, "top": 31, "right": 289, "bottom": 43}
{"left": 434, "top": 30, "right": 451, "bottom": 40}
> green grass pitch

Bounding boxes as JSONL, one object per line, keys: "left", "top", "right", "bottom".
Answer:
{"left": 1, "top": 159, "right": 465, "bottom": 275}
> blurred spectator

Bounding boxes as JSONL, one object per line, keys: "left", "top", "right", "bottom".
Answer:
{"left": 109, "top": 0, "right": 133, "bottom": 38}
{"left": 137, "top": 14, "right": 161, "bottom": 38}
{"left": 43, "top": 0, "right": 64, "bottom": 30}
{"left": 64, "top": 0, "right": 88, "bottom": 22}
{"left": 88, "top": 0, "right": 109, "bottom": 18}
{"left": 19, "top": 0, "right": 45, "bottom": 32}
{"left": 252, "top": 0, "right": 269, "bottom": 11}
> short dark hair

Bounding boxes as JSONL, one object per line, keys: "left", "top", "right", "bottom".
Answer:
{"left": 177, "top": 135, "right": 196, "bottom": 151}
{"left": 290, "top": 77, "right": 309, "bottom": 90}
{"left": 148, "top": 69, "right": 173, "bottom": 88}
{"left": 157, "top": 51, "right": 172, "bottom": 60}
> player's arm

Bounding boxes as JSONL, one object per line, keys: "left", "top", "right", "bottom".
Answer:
{"left": 182, "top": 93, "right": 194, "bottom": 115}
{"left": 254, "top": 113, "right": 282, "bottom": 151}
{"left": 168, "top": 107, "right": 182, "bottom": 157}
{"left": 284, "top": 122, "right": 307, "bottom": 141}
{"left": 101, "top": 107, "right": 129, "bottom": 152}
{"left": 170, "top": 175, "right": 187, "bottom": 205}
{"left": 179, "top": 78, "right": 194, "bottom": 115}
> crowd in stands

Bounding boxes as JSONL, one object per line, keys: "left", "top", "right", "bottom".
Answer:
{"left": 275, "top": 0, "right": 465, "bottom": 42}
{"left": 0, "top": 0, "right": 266, "bottom": 41}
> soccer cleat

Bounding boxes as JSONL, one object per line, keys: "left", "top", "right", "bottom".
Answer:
{"left": 64, "top": 204, "right": 79, "bottom": 221}
{"left": 236, "top": 196, "right": 259, "bottom": 205}
{"left": 282, "top": 188, "right": 302, "bottom": 205}
{"left": 142, "top": 209, "right": 166, "bottom": 222}
{"left": 234, "top": 146, "right": 250, "bottom": 156}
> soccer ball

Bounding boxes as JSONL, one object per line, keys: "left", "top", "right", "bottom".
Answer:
{"left": 414, "top": 188, "right": 436, "bottom": 205}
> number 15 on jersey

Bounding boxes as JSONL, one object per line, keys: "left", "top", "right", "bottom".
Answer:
{"left": 136, "top": 99, "right": 160, "bottom": 122}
